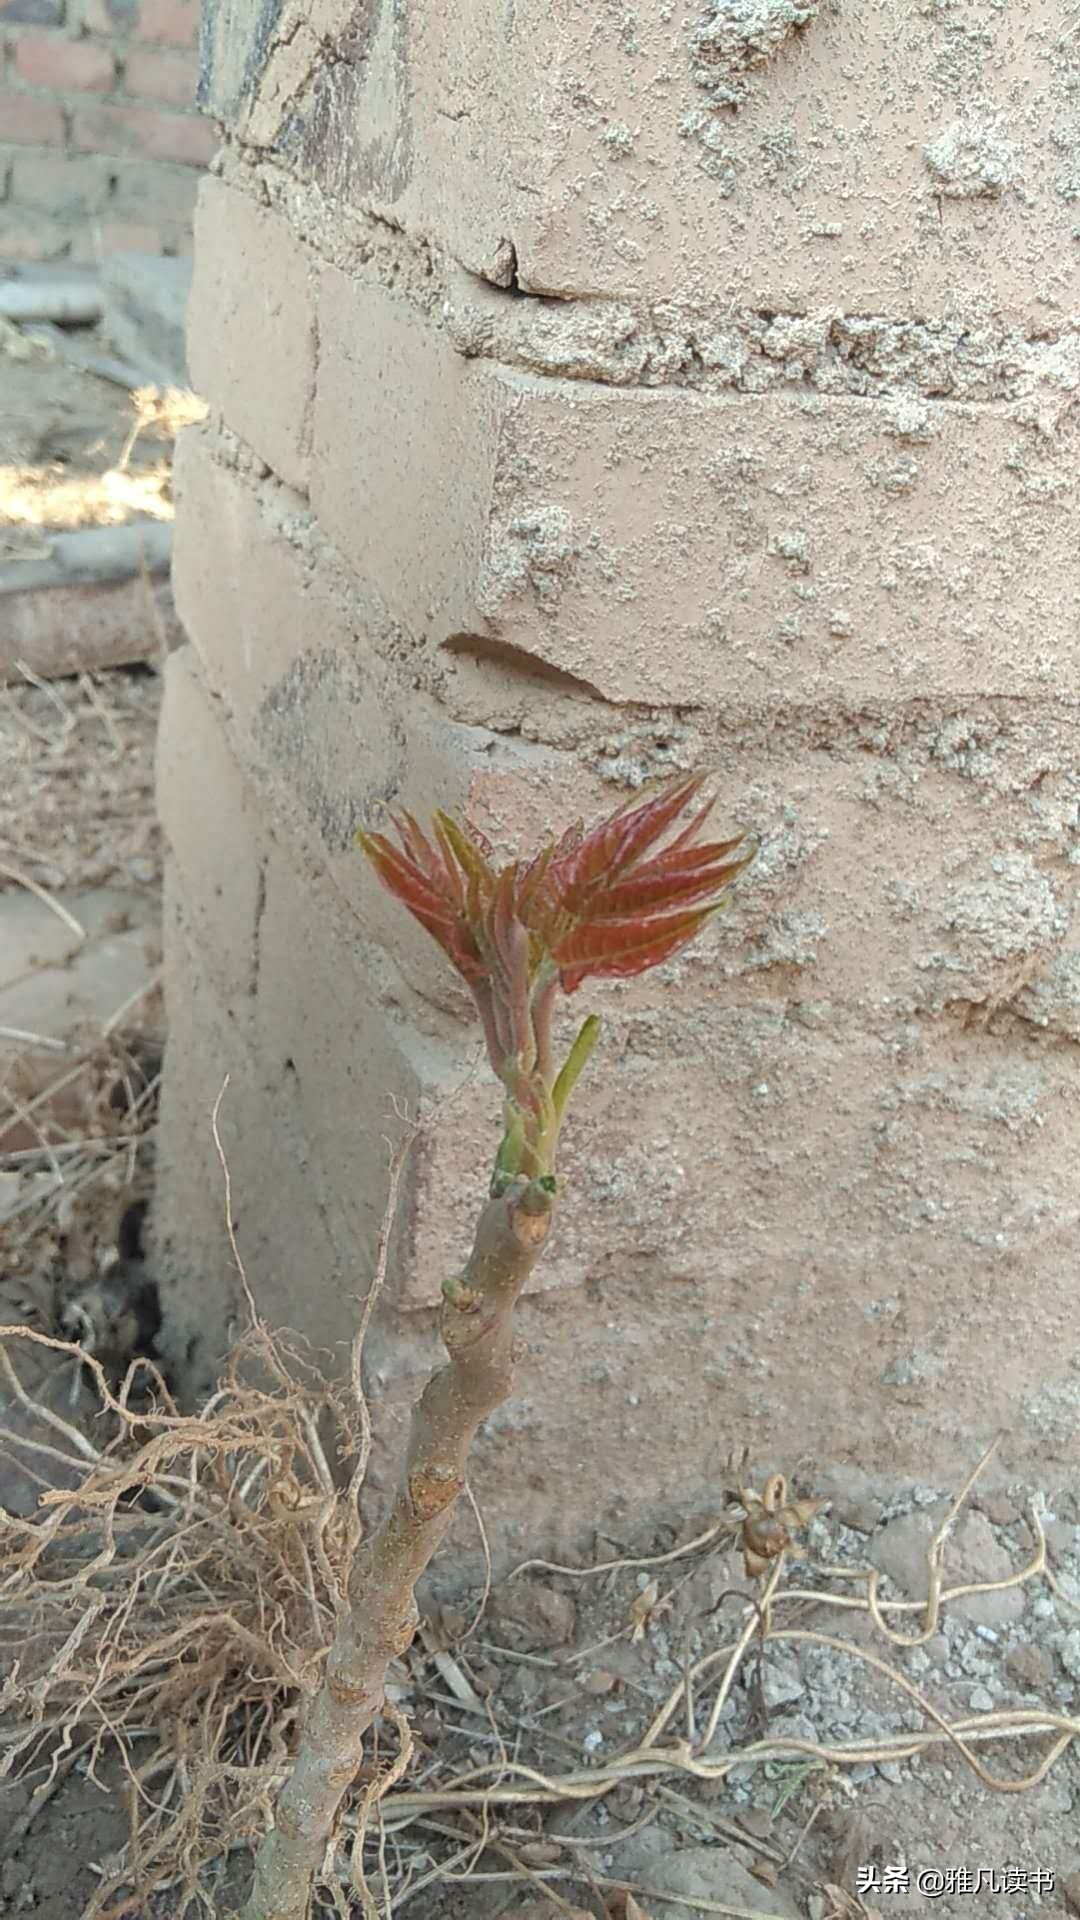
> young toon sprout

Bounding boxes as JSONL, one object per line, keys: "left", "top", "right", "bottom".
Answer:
{"left": 359, "top": 773, "right": 755, "bottom": 1190}
{"left": 239, "top": 774, "right": 754, "bottom": 1920}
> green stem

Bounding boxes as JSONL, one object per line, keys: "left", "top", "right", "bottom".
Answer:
{"left": 550, "top": 1015, "right": 602, "bottom": 1131}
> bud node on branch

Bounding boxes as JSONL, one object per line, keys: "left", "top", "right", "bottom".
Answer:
{"left": 408, "top": 1469, "right": 465, "bottom": 1519}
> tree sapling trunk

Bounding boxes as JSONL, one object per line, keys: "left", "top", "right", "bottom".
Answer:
{"left": 240, "top": 774, "right": 755, "bottom": 1919}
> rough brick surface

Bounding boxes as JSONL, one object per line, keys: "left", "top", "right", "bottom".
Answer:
{"left": 154, "top": 844, "right": 428, "bottom": 1393}
{"left": 186, "top": 179, "right": 317, "bottom": 493}
{"left": 200, "top": 0, "right": 1075, "bottom": 320}
{"left": 312, "top": 270, "right": 495, "bottom": 639}
{"left": 168, "top": 3, "right": 1080, "bottom": 1545}
{"left": 309, "top": 274, "right": 1080, "bottom": 710}
{"left": 170, "top": 425, "right": 506, "bottom": 1020}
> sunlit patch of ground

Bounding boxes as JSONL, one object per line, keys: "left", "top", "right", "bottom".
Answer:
{"left": 0, "top": 320, "right": 205, "bottom": 556}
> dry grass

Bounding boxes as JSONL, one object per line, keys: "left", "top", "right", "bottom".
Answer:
{"left": 1, "top": 1022, "right": 161, "bottom": 1300}
{"left": 0, "top": 664, "right": 162, "bottom": 896}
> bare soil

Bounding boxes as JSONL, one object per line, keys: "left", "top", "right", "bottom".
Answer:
{"left": 2, "top": 1458, "right": 1079, "bottom": 1917}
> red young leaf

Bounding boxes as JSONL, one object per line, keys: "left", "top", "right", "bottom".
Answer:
{"left": 358, "top": 777, "right": 755, "bottom": 1055}
{"left": 553, "top": 903, "right": 721, "bottom": 992}
{"left": 552, "top": 774, "right": 707, "bottom": 908}
{"left": 591, "top": 836, "right": 752, "bottom": 920}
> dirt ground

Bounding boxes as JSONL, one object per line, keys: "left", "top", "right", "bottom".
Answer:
{"left": 2, "top": 328, "right": 1080, "bottom": 1920}
{"left": 2, "top": 1452, "right": 1080, "bottom": 1918}
{"left": 1, "top": 323, "right": 172, "bottom": 1911}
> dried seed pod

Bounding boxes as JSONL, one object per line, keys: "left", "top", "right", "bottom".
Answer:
{"left": 738, "top": 1471, "right": 829, "bottom": 1577}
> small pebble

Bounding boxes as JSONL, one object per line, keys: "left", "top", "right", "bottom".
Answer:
{"left": 581, "top": 1668, "right": 618, "bottom": 1696}
{"left": 1006, "top": 1643, "right": 1052, "bottom": 1691}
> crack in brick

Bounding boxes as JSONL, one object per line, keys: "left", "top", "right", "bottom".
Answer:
{"left": 220, "top": 153, "right": 1080, "bottom": 411}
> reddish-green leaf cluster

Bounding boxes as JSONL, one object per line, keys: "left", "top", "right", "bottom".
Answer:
{"left": 359, "top": 774, "right": 754, "bottom": 1178}
{"left": 357, "top": 774, "right": 754, "bottom": 999}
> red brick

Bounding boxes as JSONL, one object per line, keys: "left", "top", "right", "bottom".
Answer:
{"left": 123, "top": 45, "right": 196, "bottom": 107}
{"left": 0, "top": 91, "right": 65, "bottom": 144}
{"left": 13, "top": 31, "right": 115, "bottom": 90}
{"left": 134, "top": 0, "right": 197, "bottom": 46}
{"left": 11, "top": 148, "right": 111, "bottom": 212}
{"left": 71, "top": 100, "right": 215, "bottom": 165}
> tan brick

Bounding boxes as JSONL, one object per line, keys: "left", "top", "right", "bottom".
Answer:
{"left": 171, "top": 426, "right": 482, "bottom": 1020}
{"left": 312, "top": 277, "right": 1080, "bottom": 708}
{"left": 206, "top": 0, "right": 1073, "bottom": 321}
{"left": 172, "top": 427, "right": 325, "bottom": 715}
{"left": 123, "top": 44, "right": 196, "bottom": 107}
{"left": 311, "top": 268, "right": 498, "bottom": 639}
{"left": 251, "top": 845, "right": 429, "bottom": 1281}
{"left": 187, "top": 178, "right": 316, "bottom": 494}
{"left": 158, "top": 882, "right": 1080, "bottom": 1528}
{"left": 156, "top": 646, "right": 265, "bottom": 1023}
{"left": 152, "top": 881, "right": 354, "bottom": 1391}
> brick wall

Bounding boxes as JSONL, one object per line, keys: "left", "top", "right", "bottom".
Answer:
{"left": 160, "top": 0, "right": 1080, "bottom": 1559}
{"left": 0, "top": 0, "right": 210, "bottom": 260}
